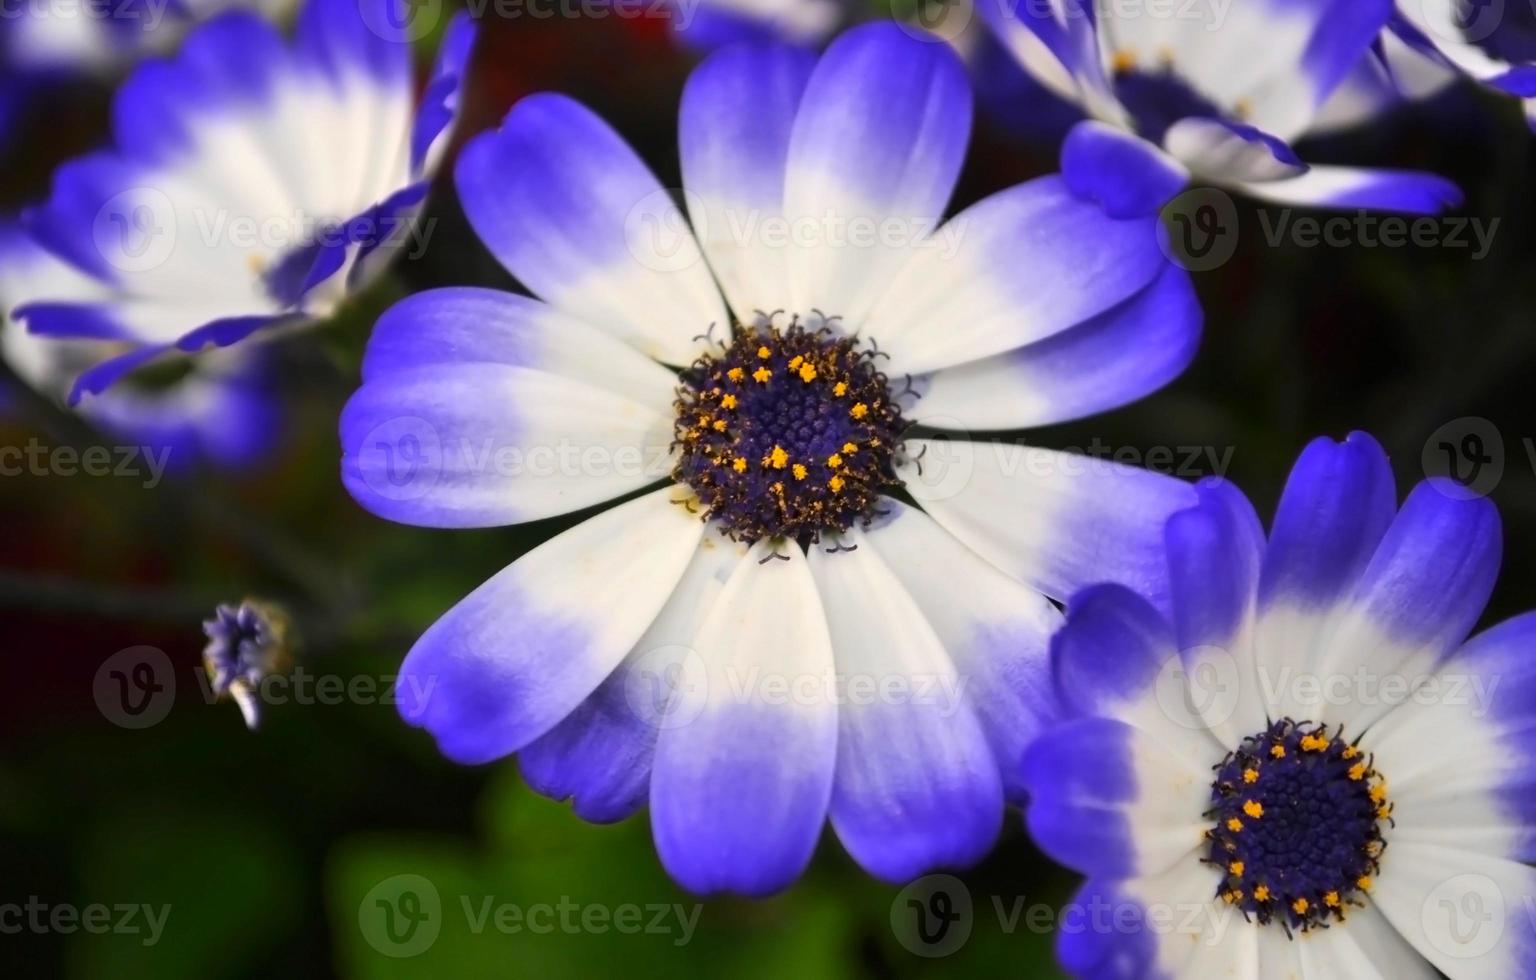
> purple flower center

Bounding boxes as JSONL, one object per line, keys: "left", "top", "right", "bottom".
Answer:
{"left": 671, "top": 316, "right": 906, "bottom": 544}
{"left": 1204, "top": 719, "right": 1391, "bottom": 933}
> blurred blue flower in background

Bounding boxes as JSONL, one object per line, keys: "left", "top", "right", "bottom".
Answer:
{"left": 1023, "top": 432, "right": 1535, "bottom": 977}
{"left": 1393, "top": 0, "right": 1536, "bottom": 126}
{"left": 340, "top": 22, "right": 1205, "bottom": 896}
{"left": 0, "top": 0, "right": 296, "bottom": 144}
{"left": 9, "top": 0, "right": 476, "bottom": 406}
{"left": 980, "top": 0, "right": 1464, "bottom": 216}
{"left": 0, "top": 223, "right": 280, "bottom": 468}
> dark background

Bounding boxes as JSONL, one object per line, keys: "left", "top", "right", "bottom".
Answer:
{"left": 2, "top": 8, "right": 1534, "bottom": 977}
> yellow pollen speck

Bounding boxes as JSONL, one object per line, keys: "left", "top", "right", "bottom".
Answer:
{"left": 792, "top": 464, "right": 808, "bottom": 481}
{"left": 833, "top": 382, "right": 848, "bottom": 397}
{"left": 788, "top": 355, "right": 803, "bottom": 370}
{"left": 1342, "top": 745, "right": 1359, "bottom": 759}
{"left": 1235, "top": 98, "right": 1253, "bottom": 119}
{"left": 829, "top": 475, "right": 846, "bottom": 493}
{"left": 1222, "top": 890, "right": 1240, "bottom": 904}
{"left": 798, "top": 362, "right": 818, "bottom": 383}
{"left": 753, "top": 367, "right": 772, "bottom": 384}
{"left": 712, "top": 419, "right": 727, "bottom": 432}
{"left": 850, "top": 403, "right": 869, "bottom": 420}
{"left": 727, "top": 367, "right": 744, "bottom": 382}
{"left": 842, "top": 442, "right": 857, "bottom": 454}
{"left": 1254, "top": 885, "right": 1270, "bottom": 902}
{"left": 1111, "top": 48, "right": 1136, "bottom": 73}
{"left": 1270, "top": 745, "right": 1286, "bottom": 758}
{"left": 1292, "top": 898, "right": 1309, "bottom": 915}
{"left": 756, "top": 346, "right": 771, "bottom": 359}
{"left": 1348, "top": 762, "right": 1367, "bottom": 781}
{"left": 1229, "top": 861, "right": 1244, "bottom": 877}
{"left": 1324, "top": 892, "right": 1340, "bottom": 908}
{"left": 1357, "top": 876, "right": 1372, "bottom": 891}
{"left": 1376, "top": 805, "right": 1391, "bottom": 819}
{"left": 1301, "top": 734, "right": 1328, "bottom": 752}
{"left": 768, "top": 446, "right": 789, "bottom": 469}
{"left": 1243, "top": 800, "right": 1264, "bottom": 819}
{"left": 720, "top": 394, "right": 738, "bottom": 409}
{"left": 827, "top": 454, "right": 844, "bottom": 468}
{"left": 1369, "top": 783, "right": 1388, "bottom": 803}
{"left": 731, "top": 457, "right": 747, "bottom": 473}
{"left": 1226, "top": 818, "right": 1243, "bottom": 833}
{"left": 1242, "top": 768, "right": 1259, "bottom": 784}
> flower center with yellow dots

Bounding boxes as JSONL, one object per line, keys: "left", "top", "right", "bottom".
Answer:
{"left": 1205, "top": 719, "right": 1391, "bottom": 934}
{"left": 671, "top": 317, "right": 905, "bottom": 543}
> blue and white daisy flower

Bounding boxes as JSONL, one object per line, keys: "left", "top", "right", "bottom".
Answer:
{"left": 1024, "top": 431, "right": 1535, "bottom": 977}
{"left": 13, "top": 0, "right": 476, "bottom": 405}
{"left": 340, "top": 23, "right": 1203, "bottom": 894}
{"left": 1, "top": 224, "right": 277, "bottom": 468}
{"left": 1392, "top": 0, "right": 1536, "bottom": 126}
{"left": 979, "top": 0, "right": 1463, "bottom": 217}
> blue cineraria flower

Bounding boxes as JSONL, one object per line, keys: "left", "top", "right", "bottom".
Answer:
{"left": 0, "top": 224, "right": 278, "bottom": 468}
{"left": 13, "top": 0, "right": 476, "bottom": 405}
{"left": 979, "top": 0, "right": 1463, "bottom": 217}
{"left": 1024, "top": 431, "right": 1535, "bottom": 977}
{"left": 340, "top": 23, "right": 1203, "bottom": 895}
{"left": 1392, "top": 0, "right": 1536, "bottom": 126}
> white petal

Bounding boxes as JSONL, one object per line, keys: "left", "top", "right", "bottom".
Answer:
{"left": 650, "top": 539, "right": 839, "bottom": 896}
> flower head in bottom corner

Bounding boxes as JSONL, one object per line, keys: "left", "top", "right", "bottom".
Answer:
{"left": 340, "top": 23, "right": 1205, "bottom": 896}
{"left": 1023, "top": 431, "right": 1536, "bottom": 978}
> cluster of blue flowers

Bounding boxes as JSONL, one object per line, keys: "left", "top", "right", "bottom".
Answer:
{"left": 3, "top": 0, "right": 1534, "bottom": 976}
